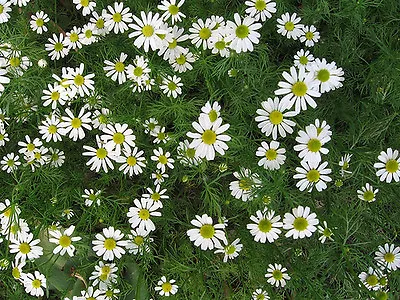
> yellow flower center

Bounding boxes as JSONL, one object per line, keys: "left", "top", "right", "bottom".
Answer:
{"left": 139, "top": 208, "right": 150, "bottom": 220}
{"left": 0, "top": 5, "right": 3, "bottom": 14}
{"left": 101, "top": 265, "right": 111, "bottom": 275}
{"left": 176, "top": 54, "right": 186, "bottom": 65}
{"left": 167, "top": 81, "right": 177, "bottom": 91}
{"left": 104, "top": 238, "right": 116, "bottom": 250}
{"left": 383, "top": 252, "right": 395, "bottom": 263}
{"left": 70, "top": 32, "right": 79, "bottom": 42}
{"left": 142, "top": 25, "right": 154, "bottom": 37}
{"left": 27, "top": 143, "right": 35, "bottom": 151}
{"left": 9, "top": 57, "right": 20, "bottom": 67}
{"left": 59, "top": 235, "right": 72, "bottom": 247}
{"left": 255, "top": 0, "right": 266, "bottom": 11}
{"left": 215, "top": 40, "right": 226, "bottom": 50}
{"left": 74, "top": 74, "right": 84, "bottom": 86}
{"left": 272, "top": 269, "right": 283, "bottom": 280}
{"left": 269, "top": 110, "right": 283, "bottom": 125}
{"left": 235, "top": 25, "right": 249, "bottom": 39}
{"left": 307, "top": 138, "right": 322, "bottom": 152}
{"left": 305, "top": 31, "right": 314, "bottom": 40}
{"left": 199, "top": 28, "right": 212, "bottom": 40}
{"left": 32, "top": 279, "right": 41, "bottom": 289}
{"left": 80, "top": 0, "right": 89, "bottom": 6}
{"left": 151, "top": 193, "right": 160, "bottom": 201}
{"left": 284, "top": 21, "right": 294, "bottom": 31}
{"left": 96, "top": 148, "right": 108, "bottom": 159}
{"left": 186, "top": 148, "right": 196, "bottom": 158}
{"left": 126, "top": 156, "right": 137, "bottom": 166}
{"left": 112, "top": 132, "right": 125, "bottom": 144}
{"left": 293, "top": 217, "right": 308, "bottom": 231}
{"left": 133, "top": 66, "right": 143, "bottom": 77}
{"left": 12, "top": 267, "right": 21, "bottom": 279}
{"left": 292, "top": 81, "right": 308, "bottom": 97}
{"left": 366, "top": 275, "right": 378, "bottom": 286}
{"left": 168, "top": 39, "right": 177, "bottom": 49}
{"left": 239, "top": 178, "right": 252, "bottom": 191}
{"left": 299, "top": 56, "right": 308, "bottom": 65}
{"left": 363, "top": 190, "right": 374, "bottom": 202}
{"left": 96, "top": 18, "right": 105, "bottom": 29}
{"left": 226, "top": 245, "right": 236, "bottom": 255}
{"left": 50, "top": 91, "right": 60, "bottom": 101}
{"left": 158, "top": 155, "right": 168, "bottom": 165}
{"left": 6, "top": 159, "right": 15, "bottom": 167}
{"left": 258, "top": 219, "right": 272, "bottom": 233}
{"left": 199, "top": 224, "right": 215, "bottom": 238}
{"left": 168, "top": 4, "right": 179, "bottom": 15}
{"left": 157, "top": 132, "right": 166, "bottom": 140}
{"left": 19, "top": 242, "right": 31, "bottom": 254}
{"left": 323, "top": 228, "right": 332, "bottom": 237}
{"left": 34, "top": 152, "right": 41, "bottom": 160}
{"left": 317, "top": 69, "right": 330, "bottom": 82}
{"left": 48, "top": 125, "right": 57, "bottom": 134}
{"left": 201, "top": 129, "right": 217, "bottom": 145}
{"left": 162, "top": 282, "right": 173, "bottom": 292}
{"left": 385, "top": 159, "right": 399, "bottom": 173}
{"left": 112, "top": 13, "right": 122, "bottom": 23}
{"left": 134, "top": 235, "right": 144, "bottom": 245}
{"left": 71, "top": 117, "right": 82, "bottom": 128}
{"left": 265, "top": 149, "right": 277, "bottom": 160}
{"left": 54, "top": 42, "right": 64, "bottom": 52}
{"left": 306, "top": 169, "right": 320, "bottom": 182}
{"left": 208, "top": 110, "right": 218, "bottom": 122}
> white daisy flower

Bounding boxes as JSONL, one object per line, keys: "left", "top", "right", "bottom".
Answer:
{"left": 126, "top": 227, "right": 152, "bottom": 255}
{"left": 307, "top": 58, "right": 344, "bottom": 93}
{"left": 188, "top": 18, "right": 216, "bottom": 50}
{"left": 45, "top": 34, "right": 69, "bottom": 60}
{"left": 9, "top": 232, "right": 43, "bottom": 262}
{"left": 29, "top": 11, "right": 49, "bottom": 34}
{"left": 155, "top": 276, "right": 179, "bottom": 296}
{"left": 177, "top": 139, "right": 201, "bottom": 166}
{"left": 339, "top": 153, "right": 352, "bottom": 176}
{"left": 158, "top": 0, "right": 186, "bottom": 24}
{"left": 247, "top": 208, "right": 283, "bottom": 243}
{"left": 38, "top": 115, "right": 63, "bottom": 142}
{"left": 25, "top": 146, "right": 49, "bottom": 167}
{"left": 294, "top": 160, "right": 332, "bottom": 192}
{"left": 265, "top": 263, "right": 291, "bottom": 287}
{"left": 11, "top": 260, "right": 26, "bottom": 280}
{"left": 126, "top": 55, "right": 151, "bottom": 83}
{"left": 252, "top": 289, "right": 270, "bottom": 300}
{"left": 127, "top": 198, "right": 162, "bottom": 232}
{"left": 229, "top": 168, "right": 261, "bottom": 202}
{"left": 151, "top": 147, "right": 175, "bottom": 172}
{"left": 317, "top": 220, "right": 334, "bottom": 243}
{"left": 1, "top": 153, "right": 21, "bottom": 173}
{"left": 245, "top": 0, "right": 276, "bottom": 22}
{"left": 256, "top": 140, "right": 286, "bottom": 170}
{"left": 92, "top": 108, "right": 112, "bottom": 130}
{"left": 141, "top": 185, "right": 169, "bottom": 209}
{"left": 104, "top": 2, "right": 133, "bottom": 34}
{"left": 209, "top": 34, "right": 230, "bottom": 58}
{"left": 358, "top": 267, "right": 385, "bottom": 291}
{"left": 73, "top": 0, "right": 96, "bottom": 16}
{"left": 22, "top": 271, "right": 46, "bottom": 297}
{"left": 101, "top": 123, "right": 136, "bottom": 155}
{"left": 48, "top": 148, "right": 65, "bottom": 167}
{"left": 61, "top": 208, "right": 74, "bottom": 219}
{"left": 49, "top": 225, "right": 82, "bottom": 257}
{"left": 59, "top": 107, "right": 92, "bottom": 141}
{"left": 104, "top": 52, "right": 128, "bottom": 84}
{"left": 187, "top": 214, "right": 227, "bottom": 250}
{"left": 115, "top": 147, "right": 146, "bottom": 177}
{"left": 82, "top": 135, "right": 116, "bottom": 173}
{"left": 151, "top": 169, "right": 169, "bottom": 185}
{"left": 64, "top": 26, "right": 83, "bottom": 50}
{"left": 64, "top": 63, "right": 95, "bottom": 98}
{"left": 276, "top": 12, "right": 303, "bottom": 40}
{"left": 128, "top": 11, "right": 166, "bottom": 52}
{"left": 373, "top": 148, "right": 400, "bottom": 183}
{"left": 89, "top": 261, "right": 118, "bottom": 290}
{"left": 293, "top": 49, "right": 314, "bottom": 69}
{"left": 169, "top": 48, "right": 195, "bottom": 73}
{"left": 357, "top": 183, "right": 378, "bottom": 202}
{"left": 225, "top": 13, "right": 262, "bottom": 53}
{"left": 143, "top": 117, "right": 160, "bottom": 134}
{"left": 1, "top": 217, "right": 30, "bottom": 241}
{"left": 17, "top": 135, "right": 42, "bottom": 155}
{"left": 80, "top": 23, "right": 98, "bottom": 45}
{"left": 255, "top": 97, "right": 297, "bottom": 140}
{"left": 159, "top": 25, "right": 188, "bottom": 60}
{"left": 0, "top": 0, "right": 12, "bottom": 24}
{"left": 92, "top": 226, "right": 127, "bottom": 261}
{"left": 214, "top": 238, "right": 243, "bottom": 262}
{"left": 375, "top": 243, "right": 400, "bottom": 271}
{"left": 90, "top": 9, "right": 110, "bottom": 36}
{"left": 275, "top": 66, "right": 321, "bottom": 113}
{"left": 293, "top": 123, "right": 330, "bottom": 163}
{"left": 6, "top": 55, "right": 32, "bottom": 77}
{"left": 283, "top": 205, "right": 319, "bottom": 239}
{"left": 300, "top": 25, "right": 320, "bottom": 47}
{"left": 0, "top": 127, "right": 9, "bottom": 146}
{"left": 151, "top": 126, "right": 170, "bottom": 144}
{"left": 187, "top": 115, "right": 231, "bottom": 161}
{"left": 82, "top": 189, "right": 101, "bottom": 207}
{"left": 159, "top": 74, "right": 183, "bottom": 98}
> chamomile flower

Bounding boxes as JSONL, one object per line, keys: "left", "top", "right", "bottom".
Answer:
{"left": 38, "top": 115, "right": 62, "bottom": 142}
{"left": 159, "top": 25, "right": 188, "bottom": 60}
{"left": 294, "top": 124, "right": 330, "bottom": 163}
{"left": 209, "top": 34, "right": 230, "bottom": 57}
{"left": 214, "top": 238, "right": 243, "bottom": 262}
{"left": 152, "top": 126, "right": 170, "bottom": 144}
{"left": 9, "top": 232, "right": 43, "bottom": 262}
{"left": 187, "top": 214, "right": 227, "bottom": 250}
{"left": 374, "top": 148, "right": 400, "bottom": 183}
{"left": 0, "top": 127, "right": 9, "bottom": 146}
{"left": 300, "top": 25, "right": 320, "bottom": 47}
{"left": 308, "top": 58, "right": 344, "bottom": 93}
{"left": 151, "top": 169, "right": 169, "bottom": 185}
{"left": 101, "top": 123, "right": 136, "bottom": 155}
{"left": 357, "top": 183, "right": 378, "bottom": 202}
{"left": 104, "top": 2, "right": 133, "bottom": 34}
{"left": 358, "top": 267, "right": 385, "bottom": 291}
{"left": 188, "top": 18, "right": 216, "bottom": 50}
{"left": 61, "top": 208, "right": 74, "bottom": 219}
{"left": 48, "top": 148, "right": 65, "bottom": 167}
{"left": 104, "top": 52, "right": 128, "bottom": 84}
{"left": 143, "top": 118, "right": 160, "bottom": 134}
{"left": 1, "top": 153, "right": 21, "bottom": 173}
{"left": 89, "top": 261, "right": 118, "bottom": 290}
{"left": 126, "top": 55, "right": 151, "bottom": 83}
{"left": 30, "top": 11, "right": 49, "bottom": 34}
{"left": 275, "top": 66, "right": 321, "bottom": 113}
{"left": 283, "top": 205, "right": 319, "bottom": 239}
{"left": 60, "top": 107, "right": 92, "bottom": 141}
{"left": 256, "top": 140, "right": 286, "bottom": 170}
{"left": 151, "top": 147, "right": 174, "bottom": 172}
{"left": 128, "top": 11, "right": 165, "bottom": 52}
{"left": 255, "top": 97, "right": 297, "bottom": 140}
{"left": 82, "top": 189, "right": 101, "bottom": 207}
{"left": 317, "top": 221, "right": 334, "bottom": 243}
{"left": 45, "top": 34, "right": 69, "bottom": 60}
{"left": 265, "top": 263, "right": 291, "bottom": 287}
{"left": 18, "top": 135, "right": 42, "bottom": 155}
{"left": 0, "top": 0, "right": 12, "bottom": 24}
{"left": 169, "top": 48, "right": 195, "bottom": 73}
{"left": 159, "top": 75, "right": 183, "bottom": 98}
{"left": 187, "top": 115, "right": 231, "bottom": 161}
{"left": 127, "top": 198, "right": 162, "bottom": 232}
{"left": 6, "top": 55, "right": 32, "bottom": 77}
{"left": 294, "top": 49, "right": 314, "bottom": 69}
{"left": 82, "top": 135, "right": 116, "bottom": 173}
{"left": 247, "top": 208, "right": 283, "bottom": 243}
{"left": 276, "top": 12, "right": 303, "bottom": 40}
{"left": 115, "top": 147, "right": 146, "bottom": 177}
{"left": 229, "top": 168, "right": 261, "bottom": 202}
{"left": 158, "top": 0, "right": 186, "bottom": 24}
{"left": 73, "top": 0, "right": 96, "bottom": 16}
{"left": 64, "top": 63, "right": 95, "bottom": 98}
{"left": 92, "top": 108, "right": 112, "bottom": 130}
{"left": 252, "top": 289, "right": 270, "bottom": 300}
{"left": 375, "top": 243, "right": 400, "bottom": 271}
{"left": 11, "top": 260, "right": 26, "bottom": 280}
{"left": 22, "top": 271, "right": 46, "bottom": 297}
{"left": 90, "top": 9, "right": 110, "bottom": 36}
{"left": 245, "top": 0, "right": 276, "bottom": 22}
{"left": 141, "top": 185, "right": 169, "bottom": 209}
{"left": 126, "top": 228, "right": 152, "bottom": 255}
{"left": 225, "top": 13, "right": 262, "bottom": 53}
{"left": 177, "top": 139, "right": 201, "bottom": 166}
{"left": 339, "top": 153, "right": 352, "bottom": 176}
{"left": 92, "top": 226, "right": 127, "bottom": 261}
{"left": 64, "top": 26, "right": 83, "bottom": 50}
{"left": 294, "top": 160, "right": 332, "bottom": 192}
{"left": 155, "top": 276, "right": 179, "bottom": 296}
{"left": 80, "top": 23, "right": 98, "bottom": 45}
{"left": 49, "top": 225, "right": 82, "bottom": 257}
{"left": 41, "top": 84, "right": 69, "bottom": 110}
